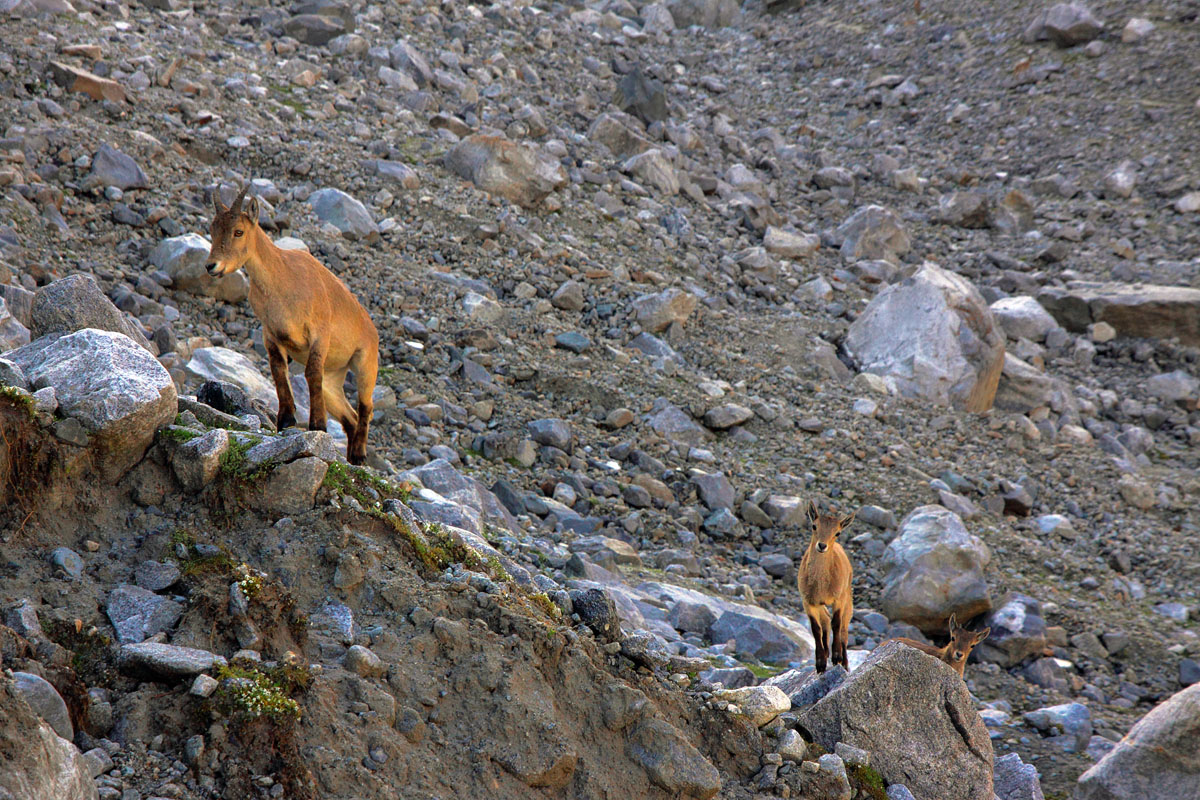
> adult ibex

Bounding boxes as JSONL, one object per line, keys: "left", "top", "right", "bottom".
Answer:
{"left": 886, "top": 613, "right": 991, "bottom": 678}
{"left": 206, "top": 183, "right": 379, "bottom": 465}
{"left": 797, "top": 500, "right": 855, "bottom": 673}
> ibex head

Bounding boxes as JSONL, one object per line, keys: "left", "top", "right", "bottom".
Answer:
{"left": 805, "top": 500, "right": 855, "bottom": 554}
{"left": 945, "top": 613, "right": 991, "bottom": 669}
{"left": 206, "top": 182, "right": 260, "bottom": 277}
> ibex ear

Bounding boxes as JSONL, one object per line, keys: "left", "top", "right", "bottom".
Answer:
{"left": 244, "top": 196, "right": 260, "bottom": 224}
{"left": 948, "top": 613, "right": 959, "bottom": 631}
{"left": 973, "top": 627, "right": 991, "bottom": 644}
{"left": 838, "top": 511, "right": 856, "bottom": 530}
{"left": 805, "top": 500, "right": 818, "bottom": 526}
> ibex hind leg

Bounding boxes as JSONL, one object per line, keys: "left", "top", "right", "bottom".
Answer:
{"left": 807, "top": 605, "right": 831, "bottom": 673}
{"left": 347, "top": 347, "right": 377, "bottom": 466}
{"left": 831, "top": 603, "right": 850, "bottom": 669}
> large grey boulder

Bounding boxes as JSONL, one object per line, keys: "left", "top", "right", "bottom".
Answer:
{"left": 150, "top": 233, "right": 248, "bottom": 303}
{"left": 845, "top": 262, "right": 1006, "bottom": 412}
{"left": 443, "top": 135, "right": 567, "bottom": 208}
{"left": 12, "top": 672, "right": 72, "bottom": 740}
{"left": 28, "top": 274, "right": 153, "bottom": 353}
{"left": 308, "top": 188, "right": 377, "bottom": 242}
{"left": 1036, "top": 282, "right": 1200, "bottom": 346}
{"left": 0, "top": 674, "right": 96, "bottom": 800}
{"left": 879, "top": 505, "right": 992, "bottom": 634}
{"left": 8, "top": 329, "right": 177, "bottom": 479}
{"left": 615, "top": 68, "right": 669, "bottom": 124}
{"left": 1075, "top": 683, "right": 1200, "bottom": 800}
{"left": 796, "top": 641, "right": 993, "bottom": 800}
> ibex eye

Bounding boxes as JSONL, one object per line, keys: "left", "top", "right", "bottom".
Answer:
{"left": 234, "top": 230, "right": 244, "bottom": 237}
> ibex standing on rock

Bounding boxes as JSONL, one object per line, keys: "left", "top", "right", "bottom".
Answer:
{"left": 797, "top": 501, "right": 855, "bottom": 673}
{"left": 206, "top": 183, "right": 380, "bottom": 465}
{"left": 886, "top": 613, "right": 991, "bottom": 678}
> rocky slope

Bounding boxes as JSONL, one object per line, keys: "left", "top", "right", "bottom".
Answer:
{"left": 1, "top": 0, "right": 1199, "bottom": 797}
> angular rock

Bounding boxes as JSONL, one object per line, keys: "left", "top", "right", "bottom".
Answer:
{"left": 84, "top": 143, "right": 146, "bottom": 190}
{"left": 12, "top": 672, "right": 72, "bottom": 740}
{"left": 834, "top": 205, "right": 911, "bottom": 263}
{"left": 993, "top": 752, "right": 1044, "bottom": 800}
{"left": 702, "top": 404, "right": 752, "bottom": 430}
{"left": 0, "top": 673, "right": 97, "bottom": 800}
{"left": 0, "top": 296, "right": 30, "bottom": 351}
{"left": 308, "top": 188, "right": 377, "bottom": 241}
{"left": 284, "top": 13, "right": 345, "bottom": 45}
{"left": 9, "top": 329, "right": 176, "bottom": 479}
{"left": 767, "top": 666, "right": 847, "bottom": 708}
{"left": 845, "top": 262, "right": 1006, "bottom": 412}
{"left": 632, "top": 287, "right": 696, "bottom": 333}
{"left": 186, "top": 347, "right": 277, "bottom": 411}
{"left": 588, "top": 112, "right": 652, "bottom": 157}
{"left": 117, "top": 642, "right": 225, "bottom": 679}
{"left": 389, "top": 39, "right": 434, "bottom": 87}
{"left": 763, "top": 226, "right": 819, "bottom": 259}
{"left": 528, "top": 418, "right": 571, "bottom": 449}
{"left": 106, "top": 584, "right": 183, "bottom": 643}
{"left": 975, "top": 595, "right": 1047, "bottom": 667}
{"left": 990, "top": 296, "right": 1061, "bottom": 342}
{"left": 1023, "top": 703, "right": 1091, "bottom": 753}
{"left": 710, "top": 610, "right": 808, "bottom": 664}
{"left": 879, "top": 505, "right": 992, "bottom": 634}
{"left": 994, "top": 353, "right": 1073, "bottom": 414}
{"left": 627, "top": 718, "right": 721, "bottom": 799}
{"left": 254, "top": 456, "right": 328, "bottom": 515}
{"left": 647, "top": 402, "right": 710, "bottom": 446}
{"left": 692, "top": 470, "right": 735, "bottom": 510}
{"left": 48, "top": 60, "right": 125, "bottom": 103}
{"left": 1036, "top": 283, "right": 1200, "bottom": 346}
{"left": 622, "top": 149, "right": 679, "bottom": 196}
{"left": 28, "top": 274, "right": 152, "bottom": 352}
{"left": 444, "top": 135, "right": 567, "bottom": 208}
{"left": 1044, "top": 3, "right": 1103, "bottom": 46}
{"left": 134, "top": 560, "right": 181, "bottom": 592}
{"left": 569, "top": 587, "right": 622, "bottom": 642}
{"left": 615, "top": 67, "right": 669, "bottom": 124}
{"left": 170, "top": 428, "right": 231, "bottom": 492}
{"left": 665, "top": 0, "right": 738, "bottom": 29}
{"left": 715, "top": 685, "right": 790, "bottom": 727}
{"left": 150, "top": 233, "right": 248, "bottom": 304}
{"left": 796, "top": 641, "right": 993, "bottom": 800}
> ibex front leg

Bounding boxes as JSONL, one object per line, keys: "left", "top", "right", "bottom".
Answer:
{"left": 304, "top": 340, "right": 328, "bottom": 432}
{"left": 265, "top": 337, "right": 296, "bottom": 430}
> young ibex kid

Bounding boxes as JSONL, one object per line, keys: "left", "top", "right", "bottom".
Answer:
{"left": 206, "top": 183, "right": 380, "bottom": 465}
{"left": 797, "top": 501, "right": 854, "bottom": 673}
{"left": 886, "top": 613, "right": 991, "bottom": 677}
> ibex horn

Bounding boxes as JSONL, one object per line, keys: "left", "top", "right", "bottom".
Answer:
{"left": 212, "top": 185, "right": 226, "bottom": 214}
{"left": 231, "top": 182, "right": 250, "bottom": 215}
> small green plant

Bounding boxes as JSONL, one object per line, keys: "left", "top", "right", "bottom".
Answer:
{"left": 217, "top": 435, "right": 266, "bottom": 481}
{"left": 179, "top": 546, "right": 236, "bottom": 577}
{"left": 848, "top": 763, "right": 887, "bottom": 800}
{"left": 0, "top": 386, "right": 35, "bottom": 419}
{"left": 211, "top": 663, "right": 304, "bottom": 720}
{"left": 485, "top": 555, "right": 513, "bottom": 584}
{"left": 322, "top": 461, "right": 413, "bottom": 509}
{"left": 530, "top": 591, "right": 563, "bottom": 621}
{"left": 159, "top": 426, "right": 202, "bottom": 444}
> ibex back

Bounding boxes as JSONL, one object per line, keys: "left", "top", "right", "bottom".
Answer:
{"left": 797, "top": 501, "right": 855, "bottom": 673}
{"left": 206, "top": 184, "right": 380, "bottom": 465}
